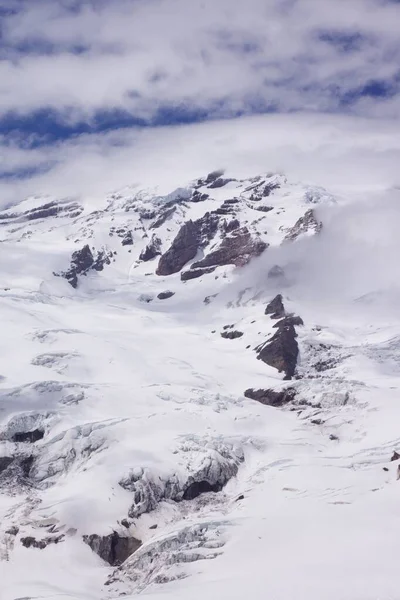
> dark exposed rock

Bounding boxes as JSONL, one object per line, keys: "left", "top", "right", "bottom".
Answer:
{"left": 256, "top": 320, "right": 299, "bottom": 380}
{"left": 254, "top": 205, "right": 273, "bottom": 213}
{"left": 6, "top": 526, "right": 19, "bottom": 535}
{"left": 223, "top": 219, "right": 240, "bottom": 233}
{"left": 138, "top": 208, "right": 157, "bottom": 220}
{"left": 56, "top": 245, "right": 112, "bottom": 288}
{"left": 67, "top": 244, "right": 94, "bottom": 287}
{"left": 12, "top": 429, "right": 44, "bottom": 443}
{"left": 21, "top": 534, "right": 64, "bottom": 549}
{"left": 220, "top": 330, "right": 243, "bottom": 339}
{"left": 391, "top": 451, "right": 400, "bottom": 462}
{"left": 0, "top": 455, "right": 34, "bottom": 480}
{"left": 284, "top": 209, "right": 322, "bottom": 241}
{"left": 312, "top": 359, "right": 338, "bottom": 372}
{"left": 329, "top": 434, "right": 339, "bottom": 441}
{"left": 121, "top": 231, "right": 134, "bottom": 246}
{"left": 181, "top": 266, "right": 216, "bottom": 281}
{"left": 150, "top": 205, "right": 176, "bottom": 229}
{"left": 208, "top": 178, "right": 234, "bottom": 189}
{"left": 383, "top": 467, "right": 389, "bottom": 472}
{"left": 83, "top": 531, "right": 141, "bottom": 566}
{"left": 263, "top": 182, "right": 280, "bottom": 197}
{"left": 139, "top": 235, "right": 162, "bottom": 261}
{"left": 265, "top": 294, "right": 285, "bottom": 319}
{"left": 149, "top": 524, "right": 158, "bottom": 530}
{"left": 121, "top": 519, "right": 131, "bottom": 529}
{"left": 191, "top": 190, "right": 209, "bottom": 203}
{"left": 190, "top": 227, "right": 267, "bottom": 271}
{"left": 311, "top": 418, "right": 324, "bottom": 425}
{"left": 182, "top": 480, "right": 222, "bottom": 500}
{"left": 0, "top": 200, "right": 83, "bottom": 224}
{"left": 156, "top": 213, "right": 219, "bottom": 276}
{"left": 157, "top": 290, "right": 175, "bottom": 300}
{"left": 273, "top": 315, "right": 304, "bottom": 329}
{"left": 0, "top": 457, "right": 14, "bottom": 474}
{"left": 92, "top": 249, "right": 112, "bottom": 271}
{"left": 244, "top": 387, "right": 296, "bottom": 406}
{"left": 20, "top": 455, "right": 35, "bottom": 477}
{"left": 204, "top": 169, "right": 225, "bottom": 185}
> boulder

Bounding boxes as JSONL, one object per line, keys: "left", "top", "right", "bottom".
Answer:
{"left": 157, "top": 291, "right": 175, "bottom": 300}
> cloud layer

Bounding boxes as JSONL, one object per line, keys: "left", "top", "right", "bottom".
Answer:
{"left": 0, "top": 0, "right": 400, "bottom": 129}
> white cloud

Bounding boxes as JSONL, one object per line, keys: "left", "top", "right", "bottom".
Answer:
{"left": 1, "top": 112, "right": 400, "bottom": 207}
{"left": 0, "top": 0, "right": 399, "bottom": 121}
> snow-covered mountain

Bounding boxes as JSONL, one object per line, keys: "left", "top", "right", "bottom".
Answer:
{"left": 1, "top": 170, "right": 400, "bottom": 600}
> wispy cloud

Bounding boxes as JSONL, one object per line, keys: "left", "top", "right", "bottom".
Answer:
{"left": 0, "top": 0, "right": 399, "bottom": 133}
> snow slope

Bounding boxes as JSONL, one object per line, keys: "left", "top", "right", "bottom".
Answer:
{"left": 1, "top": 171, "right": 400, "bottom": 600}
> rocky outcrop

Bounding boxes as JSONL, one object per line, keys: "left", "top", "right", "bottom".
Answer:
{"left": 207, "top": 177, "right": 234, "bottom": 189}
{"left": 181, "top": 266, "right": 216, "bottom": 281}
{"left": 186, "top": 227, "right": 267, "bottom": 275}
{"left": 150, "top": 205, "right": 176, "bottom": 229}
{"left": 284, "top": 209, "right": 322, "bottom": 241}
{"left": 83, "top": 532, "right": 141, "bottom": 566}
{"left": 265, "top": 294, "right": 285, "bottom": 319}
{"left": 157, "top": 291, "right": 175, "bottom": 300}
{"left": 21, "top": 535, "right": 64, "bottom": 549}
{"left": 256, "top": 315, "right": 303, "bottom": 380}
{"left": 221, "top": 330, "right": 243, "bottom": 339}
{"left": 121, "top": 231, "right": 134, "bottom": 246}
{"left": 191, "top": 190, "right": 209, "bottom": 203}
{"left": 156, "top": 213, "right": 219, "bottom": 276}
{"left": 244, "top": 387, "right": 296, "bottom": 406}
{"left": 139, "top": 235, "right": 162, "bottom": 261}
{"left": 55, "top": 245, "right": 112, "bottom": 288}
{"left": 0, "top": 199, "right": 83, "bottom": 225}
{"left": 12, "top": 429, "right": 44, "bottom": 443}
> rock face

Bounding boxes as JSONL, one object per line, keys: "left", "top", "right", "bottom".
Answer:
{"left": 285, "top": 209, "right": 322, "bottom": 241}
{"left": 265, "top": 294, "right": 285, "bottom": 319}
{"left": 12, "top": 429, "right": 44, "bottom": 443}
{"left": 83, "top": 532, "right": 141, "bottom": 566}
{"left": 150, "top": 205, "right": 176, "bottom": 229}
{"left": 185, "top": 227, "right": 267, "bottom": 276}
{"left": 56, "top": 245, "right": 112, "bottom": 288}
{"left": 156, "top": 213, "right": 219, "bottom": 276}
{"left": 139, "top": 235, "right": 162, "bottom": 261}
{"left": 256, "top": 316, "right": 303, "bottom": 380}
{"left": 244, "top": 387, "right": 296, "bottom": 407}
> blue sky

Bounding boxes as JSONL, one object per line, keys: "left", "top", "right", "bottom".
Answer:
{"left": 0, "top": 0, "right": 399, "bottom": 203}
